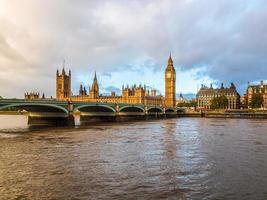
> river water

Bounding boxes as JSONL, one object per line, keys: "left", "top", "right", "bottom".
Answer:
{"left": 0, "top": 115, "right": 266, "bottom": 200}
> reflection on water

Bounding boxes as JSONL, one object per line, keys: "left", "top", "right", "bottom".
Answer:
{"left": 0, "top": 116, "right": 267, "bottom": 199}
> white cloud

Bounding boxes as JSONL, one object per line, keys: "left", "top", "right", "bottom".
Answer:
{"left": 0, "top": 0, "right": 267, "bottom": 97}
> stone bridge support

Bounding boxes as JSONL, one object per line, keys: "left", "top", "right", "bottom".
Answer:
{"left": 116, "top": 106, "right": 146, "bottom": 122}
{"left": 28, "top": 112, "right": 72, "bottom": 126}
{"left": 75, "top": 105, "right": 117, "bottom": 124}
{"left": 0, "top": 102, "right": 74, "bottom": 126}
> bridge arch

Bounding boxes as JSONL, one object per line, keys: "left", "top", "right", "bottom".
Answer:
{"left": 147, "top": 107, "right": 163, "bottom": 113}
{"left": 74, "top": 104, "right": 116, "bottom": 113}
{"left": 177, "top": 108, "right": 184, "bottom": 113}
{"left": 0, "top": 103, "right": 68, "bottom": 114}
{"left": 165, "top": 108, "right": 176, "bottom": 113}
{"left": 119, "top": 106, "right": 145, "bottom": 113}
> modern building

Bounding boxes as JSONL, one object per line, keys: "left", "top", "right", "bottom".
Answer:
{"left": 56, "top": 55, "right": 176, "bottom": 107}
{"left": 245, "top": 81, "right": 267, "bottom": 108}
{"left": 197, "top": 83, "right": 240, "bottom": 110}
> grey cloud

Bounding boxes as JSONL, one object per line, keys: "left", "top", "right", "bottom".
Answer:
{"left": 101, "top": 72, "right": 112, "bottom": 78}
{"left": 0, "top": 36, "right": 23, "bottom": 62}
{"left": 0, "top": 0, "right": 267, "bottom": 97}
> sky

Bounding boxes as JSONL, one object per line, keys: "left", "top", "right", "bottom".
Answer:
{"left": 0, "top": 0, "right": 267, "bottom": 98}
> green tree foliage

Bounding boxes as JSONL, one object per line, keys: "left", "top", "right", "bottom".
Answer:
{"left": 210, "top": 95, "right": 228, "bottom": 110}
{"left": 249, "top": 93, "right": 263, "bottom": 108}
{"left": 0, "top": 96, "right": 2, "bottom": 99}
{"left": 177, "top": 100, "right": 197, "bottom": 108}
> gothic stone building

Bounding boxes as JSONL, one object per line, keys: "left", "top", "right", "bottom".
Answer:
{"left": 24, "top": 92, "right": 45, "bottom": 100}
{"left": 56, "top": 68, "right": 71, "bottom": 100}
{"left": 165, "top": 55, "right": 176, "bottom": 107}
{"left": 56, "top": 55, "right": 176, "bottom": 108}
{"left": 197, "top": 83, "right": 240, "bottom": 110}
{"left": 176, "top": 93, "right": 188, "bottom": 105}
{"left": 245, "top": 81, "right": 267, "bottom": 108}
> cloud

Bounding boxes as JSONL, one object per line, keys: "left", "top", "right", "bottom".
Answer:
{"left": 102, "top": 86, "right": 121, "bottom": 96}
{"left": 0, "top": 0, "right": 267, "bottom": 97}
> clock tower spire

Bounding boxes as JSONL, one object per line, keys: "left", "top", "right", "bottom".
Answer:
{"left": 165, "top": 53, "right": 176, "bottom": 108}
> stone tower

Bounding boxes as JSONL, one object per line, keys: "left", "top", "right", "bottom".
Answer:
{"left": 56, "top": 63, "right": 71, "bottom": 100}
{"left": 89, "top": 71, "right": 99, "bottom": 99}
{"left": 165, "top": 54, "right": 176, "bottom": 108}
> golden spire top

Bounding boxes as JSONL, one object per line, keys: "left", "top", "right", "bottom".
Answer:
{"left": 94, "top": 71, "right": 97, "bottom": 82}
{"left": 168, "top": 52, "right": 173, "bottom": 65}
{"left": 62, "top": 59, "right": 66, "bottom": 75}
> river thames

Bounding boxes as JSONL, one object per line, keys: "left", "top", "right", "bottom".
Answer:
{"left": 0, "top": 115, "right": 266, "bottom": 200}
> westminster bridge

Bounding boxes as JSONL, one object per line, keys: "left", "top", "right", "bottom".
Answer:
{"left": 0, "top": 99, "right": 184, "bottom": 126}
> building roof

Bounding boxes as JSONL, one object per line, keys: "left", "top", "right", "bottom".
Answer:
{"left": 247, "top": 82, "right": 267, "bottom": 92}
{"left": 197, "top": 83, "right": 239, "bottom": 96}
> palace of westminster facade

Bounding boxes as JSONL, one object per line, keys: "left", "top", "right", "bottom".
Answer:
{"left": 24, "top": 55, "right": 267, "bottom": 110}
{"left": 56, "top": 55, "right": 176, "bottom": 108}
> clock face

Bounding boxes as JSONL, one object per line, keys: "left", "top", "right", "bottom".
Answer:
{"left": 166, "top": 72, "right": 171, "bottom": 78}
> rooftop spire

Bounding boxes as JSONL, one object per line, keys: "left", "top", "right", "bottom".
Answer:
{"left": 62, "top": 59, "right": 66, "bottom": 75}
{"left": 168, "top": 52, "right": 173, "bottom": 66}
{"left": 94, "top": 71, "right": 97, "bottom": 81}
{"left": 62, "top": 67, "right": 65, "bottom": 75}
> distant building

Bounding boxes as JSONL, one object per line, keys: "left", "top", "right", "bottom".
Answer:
{"left": 245, "top": 81, "right": 267, "bottom": 108}
{"left": 56, "top": 67, "right": 71, "bottom": 100}
{"left": 176, "top": 93, "right": 187, "bottom": 105}
{"left": 24, "top": 92, "right": 46, "bottom": 100}
{"left": 196, "top": 83, "right": 240, "bottom": 110}
{"left": 240, "top": 96, "right": 246, "bottom": 108}
{"left": 56, "top": 55, "right": 176, "bottom": 107}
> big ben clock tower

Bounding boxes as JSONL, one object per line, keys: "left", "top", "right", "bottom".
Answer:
{"left": 165, "top": 54, "right": 176, "bottom": 108}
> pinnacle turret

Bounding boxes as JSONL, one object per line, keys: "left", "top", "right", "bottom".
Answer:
{"left": 168, "top": 52, "right": 173, "bottom": 65}
{"left": 94, "top": 71, "right": 97, "bottom": 82}
{"left": 166, "top": 53, "right": 175, "bottom": 71}
{"left": 62, "top": 67, "right": 66, "bottom": 75}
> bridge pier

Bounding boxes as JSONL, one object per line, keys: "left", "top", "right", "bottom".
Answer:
{"left": 79, "top": 112, "right": 116, "bottom": 124}
{"left": 27, "top": 112, "right": 74, "bottom": 126}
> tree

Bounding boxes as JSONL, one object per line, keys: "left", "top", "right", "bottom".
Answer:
{"left": 0, "top": 96, "right": 2, "bottom": 99}
{"left": 177, "top": 100, "right": 197, "bottom": 108}
{"left": 249, "top": 93, "right": 263, "bottom": 108}
{"left": 188, "top": 100, "right": 197, "bottom": 107}
{"left": 210, "top": 95, "right": 228, "bottom": 110}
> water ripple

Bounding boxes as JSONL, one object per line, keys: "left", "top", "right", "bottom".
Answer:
{"left": 0, "top": 117, "right": 267, "bottom": 199}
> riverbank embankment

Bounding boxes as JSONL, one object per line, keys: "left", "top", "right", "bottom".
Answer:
{"left": 181, "top": 110, "right": 267, "bottom": 119}
{"left": 0, "top": 111, "right": 27, "bottom": 115}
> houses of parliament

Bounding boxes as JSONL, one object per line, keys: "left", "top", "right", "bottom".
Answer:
{"left": 56, "top": 55, "right": 176, "bottom": 108}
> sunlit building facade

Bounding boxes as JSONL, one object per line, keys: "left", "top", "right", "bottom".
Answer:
{"left": 56, "top": 56, "right": 176, "bottom": 107}
{"left": 197, "top": 83, "right": 240, "bottom": 110}
{"left": 245, "top": 81, "right": 267, "bottom": 108}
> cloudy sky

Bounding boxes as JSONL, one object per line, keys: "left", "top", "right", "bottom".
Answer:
{"left": 0, "top": 0, "right": 267, "bottom": 98}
